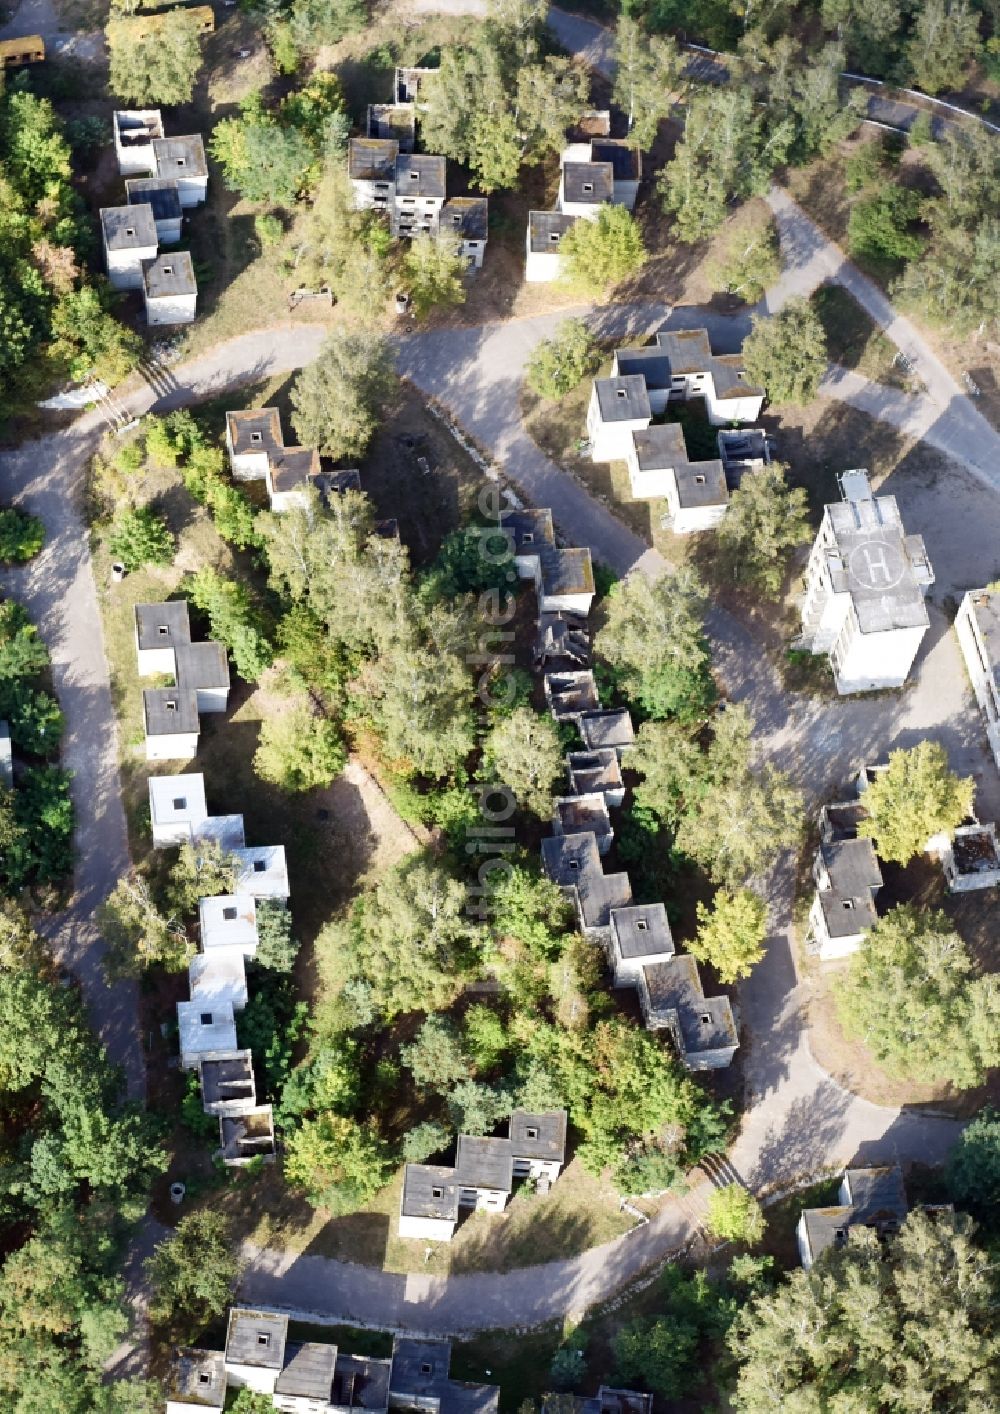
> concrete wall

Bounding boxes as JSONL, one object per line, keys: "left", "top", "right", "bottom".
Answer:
{"left": 145, "top": 291, "right": 197, "bottom": 327}
{"left": 145, "top": 730, "right": 199, "bottom": 761}
{"left": 832, "top": 622, "right": 926, "bottom": 694}
{"left": 525, "top": 247, "right": 564, "bottom": 283}
{"left": 106, "top": 244, "right": 157, "bottom": 291}
{"left": 398, "top": 1213, "right": 457, "bottom": 1242}
{"left": 137, "top": 645, "right": 177, "bottom": 676}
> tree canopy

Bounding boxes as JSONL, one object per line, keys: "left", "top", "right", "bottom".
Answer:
{"left": 290, "top": 330, "right": 394, "bottom": 461}
{"left": 859, "top": 741, "right": 975, "bottom": 864}
{"left": 835, "top": 904, "right": 1000, "bottom": 1088}
{"left": 594, "top": 569, "right": 716, "bottom": 723}
{"left": 728, "top": 1211, "right": 1000, "bottom": 1411}
{"left": 107, "top": 10, "right": 204, "bottom": 106}
{"left": 689, "top": 888, "right": 768, "bottom": 983}
{"left": 716, "top": 463, "right": 811, "bottom": 597}
{"left": 741, "top": 297, "right": 828, "bottom": 406}
{"left": 559, "top": 205, "right": 647, "bottom": 295}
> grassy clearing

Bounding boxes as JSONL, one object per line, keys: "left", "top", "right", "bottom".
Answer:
{"left": 194, "top": 1156, "right": 636, "bottom": 1278}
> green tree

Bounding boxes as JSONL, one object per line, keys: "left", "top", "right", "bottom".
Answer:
{"left": 859, "top": 741, "right": 974, "bottom": 864}
{"left": 525, "top": 318, "right": 600, "bottom": 400}
{"left": 284, "top": 1114, "right": 392, "bottom": 1212}
{"left": 0, "top": 508, "right": 44, "bottom": 564}
{"left": 848, "top": 185, "right": 924, "bottom": 265}
{"left": 549, "top": 1344, "right": 586, "bottom": 1391}
{"left": 287, "top": 0, "right": 365, "bottom": 51}
{"left": 630, "top": 720, "right": 707, "bottom": 828}
{"left": 187, "top": 567, "right": 273, "bottom": 681}
{"left": 613, "top": 1315, "right": 700, "bottom": 1398}
{"left": 166, "top": 838, "right": 236, "bottom": 917}
{"left": 254, "top": 900, "right": 300, "bottom": 973}
{"left": 486, "top": 863, "right": 572, "bottom": 957}
{"left": 99, "top": 872, "right": 190, "bottom": 978}
{"left": 403, "top": 233, "right": 467, "bottom": 320}
{"left": 48, "top": 286, "right": 142, "bottom": 386}
{"left": 343, "top": 857, "right": 486, "bottom": 1018}
{"left": 0, "top": 599, "right": 49, "bottom": 681}
{"left": 594, "top": 569, "right": 715, "bottom": 722}
{"left": 835, "top": 904, "right": 1000, "bottom": 1087}
{"left": 728, "top": 1211, "right": 998, "bottom": 1411}
{"left": 420, "top": 524, "right": 514, "bottom": 600}
{"left": 401, "top": 1016, "right": 472, "bottom": 1090}
{"left": 822, "top": 0, "right": 905, "bottom": 75}
{"left": 613, "top": 17, "right": 684, "bottom": 149}
{"left": 905, "top": 0, "right": 980, "bottom": 94}
{"left": 290, "top": 330, "right": 394, "bottom": 460}
{"left": 253, "top": 696, "right": 346, "bottom": 792}
{"left": 230, "top": 1391, "right": 278, "bottom": 1414}
{"left": 108, "top": 507, "right": 174, "bottom": 572}
{"left": 211, "top": 99, "right": 315, "bottom": 205}
{"left": 741, "top": 296, "right": 828, "bottom": 406}
{"left": 660, "top": 88, "right": 780, "bottom": 242}
{"left": 895, "top": 218, "right": 1000, "bottom": 337}
{"left": 446, "top": 1078, "right": 514, "bottom": 1135}
{"left": 706, "top": 215, "right": 780, "bottom": 303}
{"left": 147, "top": 1212, "right": 240, "bottom": 1331}
{"left": 560, "top": 205, "right": 647, "bottom": 295}
{"left": 107, "top": 10, "right": 203, "bottom": 106}
{"left": 716, "top": 462, "right": 811, "bottom": 597}
{"left": 689, "top": 888, "right": 767, "bottom": 983}
{"left": 947, "top": 1108, "right": 1000, "bottom": 1218}
{"left": 402, "top": 1119, "right": 452, "bottom": 1163}
{"left": 676, "top": 705, "right": 803, "bottom": 888}
{"left": 706, "top": 1185, "right": 766, "bottom": 1243}
{"left": 481, "top": 708, "right": 563, "bottom": 817}
{"left": 356, "top": 637, "right": 475, "bottom": 779}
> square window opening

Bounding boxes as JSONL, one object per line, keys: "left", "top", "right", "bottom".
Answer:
{"left": 200, "top": 1012, "right": 213, "bottom": 1025}
{"left": 257, "top": 1333, "right": 270, "bottom": 1347}
{"left": 162, "top": 265, "right": 173, "bottom": 275}
{"left": 700, "top": 1013, "right": 711, "bottom": 1025}
{"left": 636, "top": 918, "right": 648, "bottom": 931}
{"left": 525, "top": 1126, "right": 539, "bottom": 1140}
{"left": 223, "top": 906, "right": 238, "bottom": 921}
{"left": 694, "top": 474, "right": 706, "bottom": 485}
{"left": 250, "top": 431, "right": 262, "bottom": 443}
{"left": 569, "top": 859, "right": 580, "bottom": 871}
{"left": 523, "top": 532, "right": 534, "bottom": 544}
{"left": 125, "top": 226, "right": 135, "bottom": 237}
{"left": 165, "top": 699, "right": 177, "bottom": 711}
{"left": 198, "top": 1372, "right": 211, "bottom": 1386}
{"left": 431, "top": 1186, "right": 443, "bottom": 1199}
{"left": 420, "top": 1363, "right": 433, "bottom": 1376}
{"left": 253, "top": 859, "right": 266, "bottom": 872}
{"left": 158, "top": 624, "right": 169, "bottom": 635}
{"left": 173, "top": 797, "right": 186, "bottom": 810}
{"left": 616, "top": 388, "right": 627, "bottom": 399}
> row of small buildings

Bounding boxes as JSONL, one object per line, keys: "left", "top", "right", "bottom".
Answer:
{"left": 167, "top": 1306, "right": 652, "bottom": 1414}
{"left": 148, "top": 767, "right": 289, "bottom": 1165}
{"left": 100, "top": 108, "right": 207, "bottom": 325}
{"left": 504, "top": 501, "right": 739, "bottom": 1070}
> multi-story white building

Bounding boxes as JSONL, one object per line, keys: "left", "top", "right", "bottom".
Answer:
{"left": 955, "top": 586, "right": 1000, "bottom": 771}
{"left": 113, "top": 108, "right": 164, "bottom": 176}
{"left": 587, "top": 329, "right": 765, "bottom": 462}
{"left": 799, "top": 471, "right": 934, "bottom": 694}
{"left": 125, "top": 177, "right": 182, "bottom": 243}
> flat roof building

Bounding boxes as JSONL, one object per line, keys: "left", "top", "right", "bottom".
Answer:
{"left": 800, "top": 471, "right": 933, "bottom": 694}
{"left": 639, "top": 955, "right": 738, "bottom": 1071}
{"left": 525, "top": 211, "right": 578, "bottom": 283}
{"left": 149, "top": 771, "right": 208, "bottom": 845}
{"left": 233, "top": 845, "right": 290, "bottom": 900}
{"left": 807, "top": 836, "right": 883, "bottom": 961}
{"left": 578, "top": 709, "right": 634, "bottom": 757}
{"left": 142, "top": 250, "right": 197, "bottom": 326}
{"left": 166, "top": 1347, "right": 227, "bottom": 1414}
{"left": 608, "top": 902, "right": 675, "bottom": 987}
{"left": 797, "top": 1165, "right": 908, "bottom": 1269}
{"left": 143, "top": 686, "right": 200, "bottom": 761}
{"left": 177, "top": 999, "right": 237, "bottom": 1070}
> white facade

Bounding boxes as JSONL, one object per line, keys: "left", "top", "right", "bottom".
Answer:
{"left": 113, "top": 108, "right": 162, "bottom": 176}
{"left": 955, "top": 588, "right": 1000, "bottom": 771}
{"left": 145, "top": 731, "right": 199, "bottom": 763}
{"left": 624, "top": 433, "right": 729, "bottom": 533}
{"left": 177, "top": 999, "right": 238, "bottom": 1070}
{"left": 525, "top": 211, "right": 577, "bottom": 283}
{"left": 149, "top": 773, "right": 208, "bottom": 845}
{"left": 144, "top": 287, "right": 197, "bottom": 327}
{"left": 0, "top": 723, "right": 11, "bottom": 789}
{"left": 104, "top": 238, "right": 158, "bottom": 291}
{"left": 586, "top": 380, "right": 650, "bottom": 463}
{"left": 398, "top": 1213, "right": 456, "bottom": 1241}
{"left": 199, "top": 894, "right": 258, "bottom": 956}
{"left": 799, "top": 472, "right": 933, "bottom": 694}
